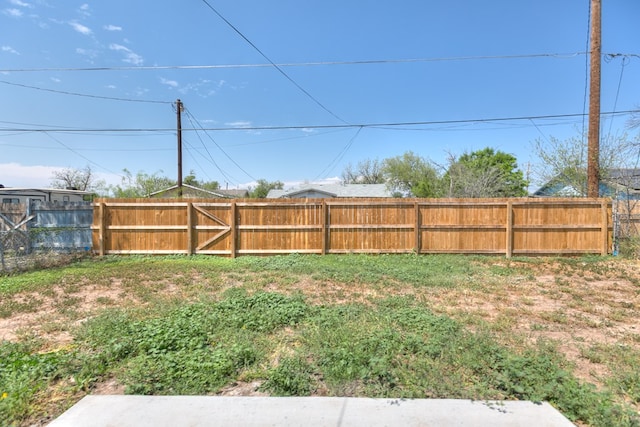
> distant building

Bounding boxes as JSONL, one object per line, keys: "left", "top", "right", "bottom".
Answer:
{"left": 148, "top": 184, "right": 248, "bottom": 199}
{"left": 533, "top": 168, "right": 640, "bottom": 199}
{"left": 267, "top": 183, "right": 392, "bottom": 199}
{"left": 0, "top": 187, "right": 91, "bottom": 204}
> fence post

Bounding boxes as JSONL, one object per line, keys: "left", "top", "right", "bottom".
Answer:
{"left": 321, "top": 200, "right": 328, "bottom": 255}
{"left": 186, "top": 202, "right": 194, "bottom": 255}
{"left": 99, "top": 202, "right": 105, "bottom": 256}
{"left": 25, "top": 198, "right": 33, "bottom": 254}
{"left": 601, "top": 199, "right": 609, "bottom": 255}
{"left": 506, "top": 200, "right": 513, "bottom": 258}
{"left": 230, "top": 201, "right": 237, "bottom": 258}
{"left": 414, "top": 201, "right": 421, "bottom": 254}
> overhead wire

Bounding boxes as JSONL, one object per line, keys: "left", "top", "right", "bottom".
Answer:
{"left": 0, "top": 142, "right": 173, "bottom": 152}
{"left": 183, "top": 105, "right": 256, "bottom": 181}
{"left": 198, "top": 0, "right": 349, "bottom": 125}
{"left": 0, "top": 80, "right": 171, "bottom": 104}
{"left": 5, "top": 52, "right": 639, "bottom": 74}
{"left": 314, "top": 126, "right": 363, "bottom": 181}
{"left": 2, "top": 109, "right": 639, "bottom": 134}
{"left": 181, "top": 108, "right": 239, "bottom": 186}
{"left": 42, "top": 132, "right": 124, "bottom": 177}
{"left": 604, "top": 54, "right": 628, "bottom": 139}
{"left": 529, "top": 119, "right": 552, "bottom": 145}
{"left": 182, "top": 104, "right": 261, "bottom": 183}
{"left": 182, "top": 139, "right": 216, "bottom": 182}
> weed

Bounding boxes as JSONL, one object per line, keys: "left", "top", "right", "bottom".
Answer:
{"left": 0, "top": 341, "right": 68, "bottom": 423}
{"left": 262, "top": 356, "right": 315, "bottom": 396}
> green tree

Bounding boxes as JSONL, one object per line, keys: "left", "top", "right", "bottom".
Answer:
{"left": 109, "top": 169, "right": 175, "bottom": 197}
{"left": 444, "top": 148, "right": 528, "bottom": 197}
{"left": 183, "top": 170, "right": 220, "bottom": 191}
{"left": 382, "top": 151, "right": 442, "bottom": 197}
{"left": 249, "top": 179, "right": 284, "bottom": 199}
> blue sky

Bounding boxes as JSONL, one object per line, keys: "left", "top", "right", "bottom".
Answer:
{"left": 1, "top": 0, "right": 639, "bottom": 192}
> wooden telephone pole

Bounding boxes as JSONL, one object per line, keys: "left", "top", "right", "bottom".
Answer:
{"left": 587, "top": 0, "right": 601, "bottom": 198}
{"left": 176, "top": 99, "right": 183, "bottom": 197}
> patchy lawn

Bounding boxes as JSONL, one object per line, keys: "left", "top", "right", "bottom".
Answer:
{"left": 1, "top": 254, "right": 639, "bottom": 426}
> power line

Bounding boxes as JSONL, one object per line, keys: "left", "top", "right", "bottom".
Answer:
{"left": 5, "top": 51, "right": 635, "bottom": 74}
{"left": 3, "top": 109, "right": 637, "bottom": 133}
{"left": 0, "top": 142, "right": 173, "bottom": 152}
{"left": 182, "top": 140, "right": 216, "bottom": 183}
{"left": 605, "top": 55, "right": 628, "bottom": 139}
{"left": 314, "top": 126, "right": 363, "bottom": 181}
{"left": 183, "top": 106, "right": 256, "bottom": 182}
{"left": 43, "top": 132, "right": 123, "bottom": 177}
{"left": 198, "top": 0, "right": 348, "bottom": 124}
{"left": 182, "top": 113, "right": 239, "bottom": 186}
{"left": 0, "top": 80, "right": 171, "bottom": 104}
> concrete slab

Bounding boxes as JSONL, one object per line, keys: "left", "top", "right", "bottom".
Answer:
{"left": 48, "top": 396, "right": 575, "bottom": 427}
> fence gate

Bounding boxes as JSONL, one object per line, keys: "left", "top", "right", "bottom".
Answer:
{"left": 190, "top": 202, "right": 233, "bottom": 255}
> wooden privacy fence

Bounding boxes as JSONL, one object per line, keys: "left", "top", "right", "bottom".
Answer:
{"left": 92, "top": 198, "right": 612, "bottom": 257}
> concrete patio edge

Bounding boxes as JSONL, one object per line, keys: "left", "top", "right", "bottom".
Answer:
{"left": 47, "top": 395, "right": 576, "bottom": 426}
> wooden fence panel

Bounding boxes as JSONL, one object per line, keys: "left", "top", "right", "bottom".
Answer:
{"left": 236, "top": 202, "right": 324, "bottom": 254}
{"left": 511, "top": 199, "right": 611, "bottom": 255}
{"left": 418, "top": 201, "right": 507, "bottom": 254}
{"left": 327, "top": 201, "right": 415, "bottom": 253}
{"left": 92, "top": 198, "right": 613, "bottom": 257}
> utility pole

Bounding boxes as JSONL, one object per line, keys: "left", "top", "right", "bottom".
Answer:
{"left": 176, "top": 99, "right": 183, "bottom": 197}
{"left": 587, "top": 0, "right": 601, "bottom": 198}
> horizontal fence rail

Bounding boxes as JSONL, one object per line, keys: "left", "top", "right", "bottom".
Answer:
{"left": 92, "top": 198, "right": 613, "bottom": 257}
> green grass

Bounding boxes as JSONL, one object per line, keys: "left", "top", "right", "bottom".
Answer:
{"left": 0, "top": 254, "right": 639, "bottom": 427}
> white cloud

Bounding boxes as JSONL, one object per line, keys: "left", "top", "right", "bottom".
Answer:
{"left": 78, "top": 3, "right": 90, "bottom": 16}
{"left": 132, "top": 87, "right": 149, "bottom": 97}
{"left": 176, "top": 79, "right": 226, "bottom": 98}
{"left": 0, "top": 163, "right": 121, "bottom": 188}
{"left": 9, "top": 0, "right": 32, "bottom": 8}
{"left": 109, "top": 43, "right": 143, "bottom": 65}
{"left": 160, "top": 77, "right": 178, "bottom": 88}
{"left": 1, "top": 45, "right": 20, "bottom": 55}
{"left": 225, "top": 121, "right": 252, "bottom": 128}
{"left": 50, "top": 77, "right": 61, "bottom": 83}
{"left": 69, "top": 21, "right": 92, "bottom": 35}
{"left": 0, "top": 163, "right": 60, "bottom": 188}
{"left": 103, "top": 24, "right": 122, "bottom": 31}
{"left": 3, "top": 8, "right": 23, "bottom": 17}
{"left": 75, "top": 47, "right": 97, "bottom": 58}
{"left": 106, "top": 84, "right": 116, "bottom": 89}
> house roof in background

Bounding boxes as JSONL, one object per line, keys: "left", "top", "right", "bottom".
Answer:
{"left": 607, "top": 169, "right": 640, "bottom": 191}
{"left": 0, "top": 187, "right": 92, "bottom": 195}
{"left": 532, "top": 168, "right": 640, "bottom": 197}
{"left": 148, "top": 184, "right": 228, "bottom": 198}
{"left": 216, "top": 189, "right": 250, "bottom": 198}
{"left": 268, "top": 183, "right": 391, "bottom": 198}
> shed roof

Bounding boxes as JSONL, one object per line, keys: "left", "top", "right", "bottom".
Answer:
{"left": 0, "top": 187, "right": 92, "bottom": 195}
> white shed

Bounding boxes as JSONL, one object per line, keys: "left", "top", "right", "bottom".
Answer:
{"left": 0, "top": 187, "right": 91, "bottom": 204}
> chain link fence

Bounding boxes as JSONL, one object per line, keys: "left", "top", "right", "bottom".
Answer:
{"left": 0, "top": 201, "right": 93, "bottom": 274}
{"left": 613, "top": 199, "right": 640, "bottom": 257}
